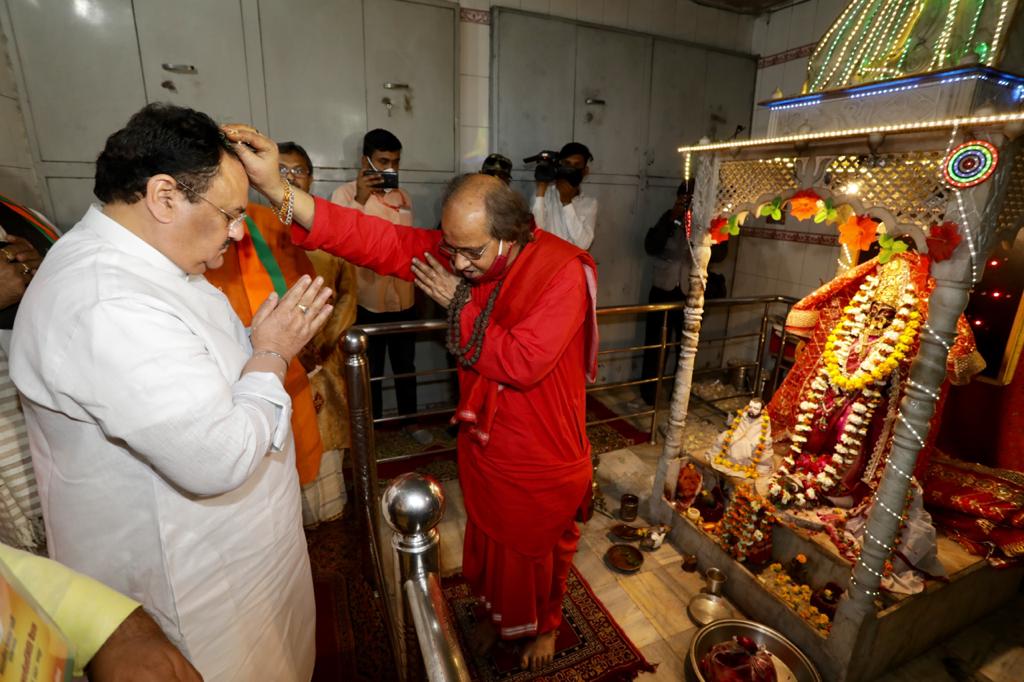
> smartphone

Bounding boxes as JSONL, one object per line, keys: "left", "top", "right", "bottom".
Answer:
{"left": 364, "top": 169, "right": 399, "bottom": 189}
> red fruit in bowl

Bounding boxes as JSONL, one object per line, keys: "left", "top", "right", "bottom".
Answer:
{"left": 736, "top": 635, "right": 758, "bottom": 653}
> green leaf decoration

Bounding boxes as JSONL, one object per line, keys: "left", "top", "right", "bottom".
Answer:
{"left": 759, "top": 197, "right": 783, "bottom": 219}
{"left": 726, "top": 215, "right": 741, "bottom": 235}
{"left": 813, "top": 198, "right": 837, "bottom": 224}
{"left": 877, "top": 233, "right": 907, "bottom": 264}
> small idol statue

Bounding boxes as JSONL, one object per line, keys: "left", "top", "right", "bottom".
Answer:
{"left": 710, "top": 398, "right": 773, "bottom": 480}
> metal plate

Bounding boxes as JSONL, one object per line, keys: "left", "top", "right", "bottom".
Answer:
{"left": 687, "top": 592, "right": 737, "bottom": 626}
{"left": 609, "top": 524, "right": 645, "bottom": 541}
{"left": 604, "top": 543, "right": 644, "bottom": 573}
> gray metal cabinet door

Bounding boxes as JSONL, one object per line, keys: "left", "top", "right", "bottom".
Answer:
{"left": 363, "top": 0, "right": 456, "bottom": 172}
{"left": 647, "top": 40, "right": 707, "bottom": 178}
{"left": 573, "top": 27, "right": 651, "bottom": 176}
{"left": 491, "top": 11, "right": 575, "bottom": 170}
{"left": 259, "top": 0, "right": 366, "bottom": 169}
{"left": 703, "top": 53, "right": 756, "bottom": 143}
{"left": 133, "top": 0, "right": 252, "bottom": 124}
{"left": 6, "top": 0, "right": 147, "bottom": 162}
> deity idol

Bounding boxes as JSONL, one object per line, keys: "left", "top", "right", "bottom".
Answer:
{"left": 767, "top": 253, "right": 984, "bottom": 508}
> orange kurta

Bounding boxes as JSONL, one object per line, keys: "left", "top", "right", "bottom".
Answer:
{"left": 205, "top": 203, "right": 324, "bottom": 484}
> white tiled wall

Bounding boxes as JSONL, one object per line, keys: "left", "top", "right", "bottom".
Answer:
{"left": 723, "top": 215, "right": 841, "bottom": 368}
{"left": 0, "top": 15, "right": 43, "bottom": 212}
{"left": 455, "top": 0, "right": 755, "bottom": 173}
{"left": 749, "top": 0, "right": 847, "bottom": 136}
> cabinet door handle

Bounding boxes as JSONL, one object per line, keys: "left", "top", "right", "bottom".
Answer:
{"left": 162, "top": 64, "right": 197, "bottom": 75}
{"left": 383, "top": 82, "right": 410, "bottom": 90}
{"left": 585, "top": 97, "right": 606, "bottom": 105}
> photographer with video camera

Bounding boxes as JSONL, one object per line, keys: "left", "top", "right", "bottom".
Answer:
{"left": 529, "top": 142, "right": 597, "bottom": 250}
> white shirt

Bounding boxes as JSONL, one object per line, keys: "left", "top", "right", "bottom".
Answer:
{"left": 10, "top": 206, "right": 314, "bottom": 681}
{"left": 531, "top": 187, "right": 597, "bottom": 250}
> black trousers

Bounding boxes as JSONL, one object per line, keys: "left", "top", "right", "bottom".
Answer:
{"left": 640, "top": 286, "right": 685, "bottom": 405}
{"left": 357, "top": 306, "right": 418, "bottom": 420}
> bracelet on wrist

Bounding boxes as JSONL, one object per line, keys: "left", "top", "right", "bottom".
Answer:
{"left": 275, "top": 179, "right": 295, "bottom": 225}
{"left": 252, "top": 349, "right": 289, "bottom": 368}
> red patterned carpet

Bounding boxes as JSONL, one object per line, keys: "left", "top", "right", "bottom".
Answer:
{"left": 442, "top": 567, "right": 656, "bottom": 681}
{"left": 306, "top": 511, "right": 396, "bottom": 680}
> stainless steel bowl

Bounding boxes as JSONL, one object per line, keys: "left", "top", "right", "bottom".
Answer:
{"left": 686, "top": 619, "right": 822, "bottom": 682}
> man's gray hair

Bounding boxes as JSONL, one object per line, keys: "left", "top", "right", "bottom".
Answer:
{"left": 442, "top": 173, "right": 534, "bottom": 246}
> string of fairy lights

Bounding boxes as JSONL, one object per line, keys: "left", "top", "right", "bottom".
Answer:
{"left": 808, "top": 0, "right": 1011, "bottom": 92}
{"left": 678, "top": 110, "right": 1024, "bottom": 154}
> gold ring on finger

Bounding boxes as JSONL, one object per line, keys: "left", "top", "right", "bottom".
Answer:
{"left": 19, "top": 263, "right": 32, "bottom": 277}
{"left": 297, "top": 303, "right": 309, "bottom": 314}
{"left": 0, "top": 248, "right": 14, "bottom": 262}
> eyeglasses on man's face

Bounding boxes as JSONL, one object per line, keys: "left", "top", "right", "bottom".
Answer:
{"left": 176, "top": 180, "right": 247, "bottom": 233}
{"left": 279, "top": 165, "right": 312, "bottom": 179}
{"left": 439, "top": 239, "right": 490, "bottom": 262}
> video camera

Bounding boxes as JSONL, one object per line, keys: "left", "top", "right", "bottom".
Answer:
{"left": 523, "top": 150, "right": 566, "bottom": 183}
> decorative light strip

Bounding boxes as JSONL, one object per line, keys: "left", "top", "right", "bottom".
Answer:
{"left": 932, "top": 0, "right": 961, "bottom": 70}
{"left": 677, "top": 111, "right": 1024, "bottom": 153}
{"left": 684, "top": 152, "right": 692, "bottom": 182}
{"left": 862, "top": 0, "right": 912, "bottom": 78}
{"left": 965, "top": 0, "right": 988, "bottom": 62}
{"left": 819, "top": 0, "right": 877, "bottom": 89}
{"left": 923, "top": 322, "right": 952, "bottom": 353}
{"left": 840, "top": 0, "right": 888, "bottom": 86}
{"left": 955, "top": 190, "right": 980, "bottom": 282}
{"left": 766, "top": 70, "right": 1024, "bottom": 111}
{"left": 770, "top": 96, "right": 824, "bottom": 111}
{"left": 907, "top": 377, "right": 941, "bottom": 401}
{"left": 988, "top": 0, "right": 1011, "bottom": 67}
{"left": 810, "top": 0, "right": 866, "bottom": 73}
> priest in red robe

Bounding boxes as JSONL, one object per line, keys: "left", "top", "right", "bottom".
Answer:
{"left": 224, "top": 126, "right": 598, "bottom": 670}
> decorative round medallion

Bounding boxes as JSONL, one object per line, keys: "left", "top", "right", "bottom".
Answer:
{"left": 943, "top": 140, "right": 998, "bottom": 189}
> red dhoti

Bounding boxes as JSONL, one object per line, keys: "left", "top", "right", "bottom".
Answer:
{"left": 463, "top": 519, "right": 579, "bottom": 637}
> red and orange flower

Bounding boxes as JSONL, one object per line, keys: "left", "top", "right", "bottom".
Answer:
{"left": 788, "top": 189, "right": 822, "bottom": 221}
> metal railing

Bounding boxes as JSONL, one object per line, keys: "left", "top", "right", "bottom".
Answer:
{"left": 359, "top": 295, "right": 797, "bottom": 461}
{"left": 341, "top": 295, "right": 796, "bottom": 680}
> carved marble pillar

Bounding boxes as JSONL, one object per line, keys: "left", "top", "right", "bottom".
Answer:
{"left": 835, "top": 135, "right": 1018, "bottom": 628}
{"left": 651, "top": 154, "right": 718, "bottom": 521}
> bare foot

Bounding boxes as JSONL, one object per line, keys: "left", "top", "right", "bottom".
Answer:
{"left": 469, "top": 618, "right": 498, "bottom": 657}
{"left": 520, "top": 630, "right": 558, "bottom": 672}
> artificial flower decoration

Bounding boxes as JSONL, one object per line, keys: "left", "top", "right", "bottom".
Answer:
{"left": 710, "top": 216, "right": 730, "bottom": 244}
{"left": 726, "top": 214, "right": 743, "bottom": 236}
{"left": 813, "top": 197, "right": 839, "bottom": 224}
{"left": 788, "top": 189, "right": 821, "bottom": 221}
{"left": 759, "top": 196, "right": 784, "bottom": 221}
{"left": 838, "top": 214, "right": 879, "bottom": 251}
{"left": 926, "top": 221, "right": 962, "bottom": 262}
{"left": 877, "top": 233, "right": 909, "bottom": 264}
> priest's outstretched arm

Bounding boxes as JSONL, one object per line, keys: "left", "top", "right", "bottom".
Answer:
{"left": 225, "top": 125, "right": 440, "bottom": 278}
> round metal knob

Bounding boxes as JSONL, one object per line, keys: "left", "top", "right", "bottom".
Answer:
{"left": 342, "top": 329, "right": 368, "bottom": 356}
{"left": 381, "top": 472, "right": 446, "bottom": 536}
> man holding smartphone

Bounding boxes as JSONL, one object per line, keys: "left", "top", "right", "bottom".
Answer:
{"left": 330, "top": 129, "right": 431, "bottom": 444}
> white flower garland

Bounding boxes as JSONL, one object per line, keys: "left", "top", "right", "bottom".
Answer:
{"left": 770, "top": 274, "right": 920, "bottom": 507}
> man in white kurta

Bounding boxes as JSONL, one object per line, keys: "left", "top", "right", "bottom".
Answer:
{"left": 9, "top": 103, "right": 328, "bottom": 681}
